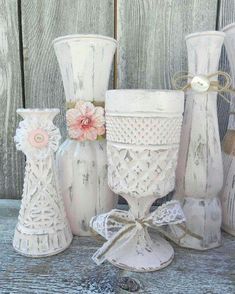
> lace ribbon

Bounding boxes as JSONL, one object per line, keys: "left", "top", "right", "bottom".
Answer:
{"left": 172, "top": 71, "right": 235, "bottom": 103}
{"left": 90, "top": 200, "right": 185, "bottom": 265}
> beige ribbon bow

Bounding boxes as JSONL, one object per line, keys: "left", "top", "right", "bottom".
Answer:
{"left": 172, "top": 71, "right": 235, "bottom": 103}
{"left": 90, "top": 200, "right": 185, "bottom": 265}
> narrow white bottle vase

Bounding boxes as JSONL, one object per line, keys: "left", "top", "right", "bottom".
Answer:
{"left": 53, "top": 35, "right": 117, "bottom": 236}
{"left": 220, "top": 23, "right": 235, "bottom": 236}
{"left": 13, "top": 109, "right": 72, "bottom": 257}
{"left": 171, "top": 31, "right": 225, "bottom": 249}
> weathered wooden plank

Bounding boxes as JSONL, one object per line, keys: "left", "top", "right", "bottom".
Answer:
{"left": 217, "top": 0, "right": 235, "bottom": 138}
{"left": 217, "top": 0, "right": 235, "bottom": 238}
{"left": 0, "top": 200, "right": 234, "bottom": 293}
{"left": 0, "top": 0, "right": 24, "bottom": 199}
{"left": 116, "top": 0, "right": 218, "bottom": 90}
{"left": 21, "top": 0, "right": 114, "bottom": 138}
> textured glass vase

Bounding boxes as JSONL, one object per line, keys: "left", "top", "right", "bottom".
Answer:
{"left": 170, "top": 31, "right": 225, "bottom": 249}
{"left": 13, "top": 109, "right": 72, "bottom": 257}
{"left": 53, "top": 35, "right": 118, "bottom": 236}
{"left": 220, "top": 23, "right": 235, "bottom": 236}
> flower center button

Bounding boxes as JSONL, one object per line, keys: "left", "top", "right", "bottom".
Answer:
{"left": 28, "top": 128, "right": 49, "bottom": 148}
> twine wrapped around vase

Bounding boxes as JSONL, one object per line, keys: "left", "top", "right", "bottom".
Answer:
{"left": 172, "top": 71, "right": 235, "bottom": 103}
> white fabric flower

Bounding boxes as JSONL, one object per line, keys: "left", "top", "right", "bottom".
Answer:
{"left": 14, "top": 118, "right": 61, "bottom": 160}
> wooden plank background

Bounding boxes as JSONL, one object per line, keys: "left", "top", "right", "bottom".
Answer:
{"left": 0, "top": 0, "right": 24, "bottom": 199}
{"left": 218, "top": 0, "right": 235, "bottom": 136}
{"left": 0, "top": 0, "right": 233, "bottom": 199}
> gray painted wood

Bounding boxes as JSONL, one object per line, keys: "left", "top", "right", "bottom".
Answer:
{"left": 0, "top": 200, "right": 234, "bottom": 293}
{"left": 0, "top": 0, "right": 24, "bottom": 199}
{"left": 218, "top": 0, "right": 235, "bottom": 138}
{"left": 21, "top": 0, "right": 114, "bottom": 139}
{"left": 116, "top": 0, "right": 218, "bottom": 89}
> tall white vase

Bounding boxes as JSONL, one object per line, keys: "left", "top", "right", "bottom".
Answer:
{"left": 170, "top": 31, "right": 225, "bottom": 250}
{"left": 53, "top": 35, "right": 117, "bottom": 236}
{"left": 13, "top": 109, "right": 72, "bottom": 257}
{"left": 220, "top": 23, "right": 235, "bottom": 236}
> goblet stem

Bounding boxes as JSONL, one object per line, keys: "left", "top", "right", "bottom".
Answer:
{"left": 125, "top": 195, "right": 156, "bottom": 218}
{"left": 107, "top": 194, "right": 174, "bottom": 272}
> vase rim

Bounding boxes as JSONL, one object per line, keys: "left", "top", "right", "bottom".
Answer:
{"left": 17, "top": 108, "right": 60, "bottom": 114}
{"left": 222, "top": 22, "right": 235, "bottom": 33}
{"left": 106, "top": 89, "right": 184, "bottom": 94}
{"left": 106, "top": 90, "right": 184, "bottom": 114}
{"left": 53, "top": 34, "right": 117, "bottom": 45}
{"left": 185, "top": 31, "right": 225, "bottom": 40}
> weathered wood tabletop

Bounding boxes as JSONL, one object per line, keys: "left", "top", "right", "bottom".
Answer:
{"left": 0, "top": 200, "right": 234, "bottom": 294}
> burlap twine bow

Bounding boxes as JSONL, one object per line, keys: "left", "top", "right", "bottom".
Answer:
{"left": 172, "top": 71, "right": 235, "bottom": 103}
{"left": 90, "top": 200, "right": 186, "bottom": 265}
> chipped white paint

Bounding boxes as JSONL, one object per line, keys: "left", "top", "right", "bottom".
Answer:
{"left": 53, "top": 35, "right": 118, "bottom": 236}
{"left": 170, "top": 31, "right": 225, "bottom": 250}
{"left": 220, "top": 23, "right": 235, "bottom": 236}
{"left": 13, "top": 109, "right": 72, "bottom": 257}
{"left": 99, "top": 90, "right": 184, "bottom": 272}
{"left": 2, "top": 200, "right": 235, "bottom": 293}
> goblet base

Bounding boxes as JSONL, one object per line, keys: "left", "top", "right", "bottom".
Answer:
{"left": 107, "top": 231, "right": 174, "bottom": 272}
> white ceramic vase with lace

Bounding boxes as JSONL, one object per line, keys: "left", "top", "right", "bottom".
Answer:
{"left": 90, "top": 90, "right": 185, "bottom": 272}
{"left": 170, "top": 31, "right": 225, "bottom": 249}
{"left": 13, "top": 109, "right": 72, "bottom": 257}
{"left": 53, "top": 35, "right": 117, "bottom": 236}
{"left": 219, "top": 23, "right": 235, "bottom": 236}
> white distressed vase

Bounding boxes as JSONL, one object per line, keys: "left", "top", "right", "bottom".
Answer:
{"left": 90, "top": 90, "right": 185, "bottom": 272}
{"left": 53, "top": 35, "right": 117, "bottom": 236}
{"left": 219, "top": 23, "right": 235, "bottom": 236}
{"left": 13, "top": 109, "right": 72, "bottom": 257}
{"left": 170, "top": 31, "right": 225, "bottom": 249}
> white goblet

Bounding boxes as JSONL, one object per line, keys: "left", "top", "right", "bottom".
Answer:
{"left": 90, "top": 90, "right": 185, "bottom": 272}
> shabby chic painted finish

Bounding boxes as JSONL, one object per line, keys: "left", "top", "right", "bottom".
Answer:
{"left": 220, "top": 23, "right": 235, "bottom": 236}
{"left": 0, "top": 0, "right": 224, "bottom": 200}
{"left": 53, "top": 35, "right": 117, "bottom": 236}
{"left": 170, "top": 31, "right": 225, "bottom": 250}
{"left": 91, "top": 90, "right": 184, "bottom": 272}
{"left": 1, "top": 200, "right": 235, "bottom": 293}
{"left": 13, "top": 109, "right": 72, "bottom": 257}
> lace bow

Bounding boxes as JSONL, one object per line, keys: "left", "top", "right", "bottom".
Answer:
{"left": 90, "top": 200, "right": 185, "bottom": 265}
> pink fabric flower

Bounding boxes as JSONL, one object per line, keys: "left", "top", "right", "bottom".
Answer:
{"left": 28, "top": 128, "right": 49, "bottom": 148}
{"left": 66, "top": 101, "right": 105, "bottom": 141}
